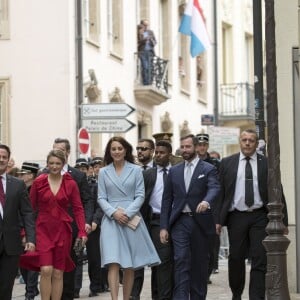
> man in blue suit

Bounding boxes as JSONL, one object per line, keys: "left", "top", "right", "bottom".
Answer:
{"left": 160, "top": 134, "right": 220, "bottom": 300}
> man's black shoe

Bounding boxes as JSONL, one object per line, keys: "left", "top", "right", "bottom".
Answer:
{"left": 74, "top": 291, "right": 80, "bottom": 298}
{"left": 89, "top": 291, "right": 98, "bottom": 297}
{"left": 25, "top": 297, "right": 34, "bottom": 300}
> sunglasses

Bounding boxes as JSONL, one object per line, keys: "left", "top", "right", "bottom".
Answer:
{"left": 136, "top": 147, "right": 152, "bottom": 151}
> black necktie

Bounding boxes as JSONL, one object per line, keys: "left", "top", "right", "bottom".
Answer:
{"left": 162, "top": 168, "right": 168, "bottom": 186}
{"left": 245, "top": 157, "right": 254, "bottom": 207}
{"left": 142, "top": 165, "right": 148, "bottom": 170}
{"left": 0, "top": 176, "right": 5, "bottom": 209}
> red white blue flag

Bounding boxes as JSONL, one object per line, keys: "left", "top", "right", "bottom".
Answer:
{"left": 179, "top": 0, "right": 211, "bottom": 57}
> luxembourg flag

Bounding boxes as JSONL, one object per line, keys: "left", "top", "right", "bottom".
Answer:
{"left": 179, "top": 0, "right": 211, "bottom": 57}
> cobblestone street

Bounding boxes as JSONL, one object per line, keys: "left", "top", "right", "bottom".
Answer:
{"left": 12, "top": 258, "right": 300, "bottom": 300}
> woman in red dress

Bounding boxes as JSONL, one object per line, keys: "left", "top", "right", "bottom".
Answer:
{"left": 21, "top": 149, "right": 87, "bottom": 300}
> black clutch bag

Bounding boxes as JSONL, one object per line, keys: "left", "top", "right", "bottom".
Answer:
{"left": 73, "top": 238, "right": 84, "bottom": 257}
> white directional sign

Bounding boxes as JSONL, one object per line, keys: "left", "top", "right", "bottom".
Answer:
{"left": 82, "top": 118, "right": 136, "bottom": 133}
{"left": 81, "top": 103, "right": 135, "bottom": 119}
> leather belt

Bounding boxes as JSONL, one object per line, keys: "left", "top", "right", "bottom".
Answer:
{"left": 181, "top": 212, "right": 194, "bottom": 217}
{"left": 234, "top": 207, "right": 265, "bottom": 213}
{"left": 151, "top": 213, "right": 161, "bottom": 220}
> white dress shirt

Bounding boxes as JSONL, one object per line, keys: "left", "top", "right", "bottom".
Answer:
{"left": 0, "top": 173, "right": 7, "bottom": 218}
{"left": 231, "top": 152, "right": 263, "bottom": 211}
{"left": 149, "top": 164, "right": 171, "bottom": 214}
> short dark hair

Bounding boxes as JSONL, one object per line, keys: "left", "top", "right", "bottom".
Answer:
{"left": 138, "top": 138, "right": 155, "bottom": 150}
{"left": 104, "top": 136, "right": 135, "bottom": 165}
{"left": 54, "top": 138, "right": 71, "bottom": 152}
{"left": 0, "top": 144, "right": 11, "bottom": 159}
{"left": 241, "top": 129, "right": 258, "bottom": 141}
{"left": 180, "top": 134, "right": 198, "bottom": 146}
{"left": 156, "top": 140, "right": 172, "bottom": 153}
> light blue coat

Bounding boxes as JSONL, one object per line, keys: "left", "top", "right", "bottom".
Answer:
{"left": 98, "top": 161, "right": 160, "bottom": 269}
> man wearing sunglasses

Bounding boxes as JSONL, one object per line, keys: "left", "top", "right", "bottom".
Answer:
{"left": 130, "top": 138, "right": 155, "bottom": 300}
{"left": 136, "top": 139, "right": 155, "bottom": 170}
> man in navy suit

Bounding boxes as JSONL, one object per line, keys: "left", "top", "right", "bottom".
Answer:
{"left": 160, "top": 134, "right": 220, "bottom": 300}
{"left": 216, "top": 129, "right": 288, "bottom": 300}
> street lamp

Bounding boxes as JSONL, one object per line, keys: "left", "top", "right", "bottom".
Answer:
{"left": 262, "top": 0, "right": 291, "bottom": 299}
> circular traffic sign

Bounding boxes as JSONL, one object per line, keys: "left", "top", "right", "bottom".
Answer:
{"left": 78, "top": 128, "right": 90, "bottom": 154}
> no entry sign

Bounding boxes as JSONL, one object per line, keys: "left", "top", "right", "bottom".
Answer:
{"left": 78, "top": 128, "right": 90, "bottom": 154}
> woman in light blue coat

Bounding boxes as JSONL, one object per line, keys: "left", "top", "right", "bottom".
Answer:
{"left": 98, "top": 136, "right": 160, "bottom": 300}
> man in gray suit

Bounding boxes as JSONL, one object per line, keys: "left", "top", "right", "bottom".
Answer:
{"left": 0, "top": 144, "right": 36, "bottom": 300}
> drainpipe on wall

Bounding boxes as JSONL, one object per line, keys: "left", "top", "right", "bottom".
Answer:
{"left": 253, "top": 0, "right": 265, "bottom": 141}
{"left": 75, "top": 0, "right": 83, "bottom": 155}
{"left": 213, "top": 0, "right": 219, "bottom": 126}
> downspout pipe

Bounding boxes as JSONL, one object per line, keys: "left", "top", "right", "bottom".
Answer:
{"left": 75, "top": 0, "right": 83, "bottom": 155}
{"left": 213, "top": 0, "right": 219, "bottom": 126}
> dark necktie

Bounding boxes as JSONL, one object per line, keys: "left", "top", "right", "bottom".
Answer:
{"left": 245, "top": 157, "right": 254, "bottom": 207}
{"left": 162, "top": 168, "right": 168, "bottom": 186}
{"left": 0, "top": 176, "right": 5, "bottom": 209}
{"left": 142, "top": 165, "right": 148, "bottom": 170}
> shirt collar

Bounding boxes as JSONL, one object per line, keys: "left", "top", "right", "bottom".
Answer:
{"left": 239, "top": 152, "right": 257, "bottom": 161}
{"left": 186, "top": 156, "right": 199, "bottom": 167}
{"left": 157, "top": 163, "right": 171, "bottom": 172}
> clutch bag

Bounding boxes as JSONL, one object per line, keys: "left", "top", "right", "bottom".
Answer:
{"left": 118, "top": 207, "right": 141, "bottom": 230}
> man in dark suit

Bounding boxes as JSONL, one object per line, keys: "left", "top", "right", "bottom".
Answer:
{"left": 140, "top": 140, "right": 174, "bottom": 300}
{"left": 53, "top": 138, "right": 94, "bottom": 300}
{"left": 18, "top": 162, "right": 40, "bottom": 300}
{"left": 0, "top": 144, "right": 36, "bottom": 300}
{"left": 196, "top": 133, "right": 221, "bottom": 283}
{"left": 217, "top": 129, "right": 288, "bottom": 300}
{"left": 160, "top": 134, "right": 220, "bottom": 300}
{"left": 131, "top": 138, "right": 156, "bottom": 300}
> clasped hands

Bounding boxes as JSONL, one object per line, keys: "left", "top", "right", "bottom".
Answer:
{"left": 113, "top": 208, "right": 129, "bottom": 225}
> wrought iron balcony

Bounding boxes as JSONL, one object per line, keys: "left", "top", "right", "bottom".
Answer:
{"left": 219, "top": 82, "right": 255, "bottom": 120}
{"left": 134, "top": 52, "right": 170, "bottom": 106}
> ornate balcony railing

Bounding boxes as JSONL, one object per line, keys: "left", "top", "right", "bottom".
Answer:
{"left": 135, "top": 52, "right": 169, "bottom": 94}
{"left": 219, "top": 82, "right": 255, "bottom": 119}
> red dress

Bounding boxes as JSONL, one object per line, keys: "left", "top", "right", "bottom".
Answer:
{"left": 20, "top": 173, "right": 86, "bottom": 272}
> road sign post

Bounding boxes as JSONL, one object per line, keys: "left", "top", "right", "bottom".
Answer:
{"left": 78, "top": 128, "right": 90, "bottom": 154}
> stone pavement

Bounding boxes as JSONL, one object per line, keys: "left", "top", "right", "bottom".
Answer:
{"left": 12, "top": 259, "right": 300, "bottom": 299}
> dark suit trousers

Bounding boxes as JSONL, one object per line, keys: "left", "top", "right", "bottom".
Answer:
{"left": 86, "top": 226, "right": 102, "bottom": 292}
{"left": 227, "top": 209, "right": 268, "bottom": 300}
{"left": 131, "top": 268, "right": 144, "bottom": 299}
{"left": 171, "top": 215, "right": 209, "bottom": 300}
{"left": 62, "top": 237, "right": 78, "bottom": 300}
{"left": 150, "top": 220, "right": 173, "bottom": 300}
{"left": 0, "top": 248, "right": 20, "bottom": 300}
{"left": 20, "top": 268, "right": 39, "bottom": 297}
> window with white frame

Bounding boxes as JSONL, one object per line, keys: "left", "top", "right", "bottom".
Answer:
{"left": 84, "top": 0, "right": 100, "bottom": 46}
{"left": 108, "top": 0, "right": 123, "bottom": 59}
{"left": 0, "top": 79, "right": 9, "bottom": 143}
{"left": 0, "top": 0, "right": 9, "bottom": 39}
